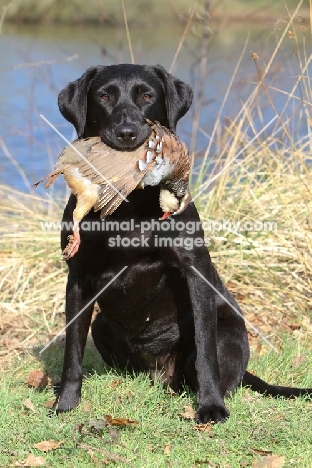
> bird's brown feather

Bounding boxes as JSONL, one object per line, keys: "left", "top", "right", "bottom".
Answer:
{"left": 33, "top": 121, "right": 190, "bottom": 219}
{"left": 32, "top": 121, "right": 191, "bottom": 259}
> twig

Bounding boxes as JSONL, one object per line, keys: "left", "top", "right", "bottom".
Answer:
{"left": 0, "top": 137, "right": 32, "bottom": 191}
{"left": 211, "top": 0, "right": 305, "bottom": 160}
{"left": 1, "top": 54, "right": 78, "bottom": 74}
{"left": 243, "top": 81, "right": 312, "bottom": 108}
{"left": 121, "top": 0, "right": 134, "bottom": 64}
{"left": 169, "top": 0, "right": 199, "bottom": 73}
{"left": 189, "top": 2, "right": 211, "bottom": 164}
{"left": 77, "top": 442, "right": 134, "bottom": 466}
{"left": 0, "top": 0, "right": 15, "bottom": 33}
{"left": 77, "top": 424, "right": 143, "bottom": 459}
{"left": 197, "top": 33, "right": 249, "bottom": 182}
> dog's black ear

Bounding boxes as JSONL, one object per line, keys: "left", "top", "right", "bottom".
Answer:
{"left": 58, "top": 66, "right": 100, "bottom": 138}
{"left": 153, "top": 65, "right": 193, "bottom": 132}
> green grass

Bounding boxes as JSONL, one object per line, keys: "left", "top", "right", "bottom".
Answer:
{"left": 0, "top": 336, "right": 311, "bottom": 467}
{"left": 1, "top": 1, "right": 312, "bottom": 467}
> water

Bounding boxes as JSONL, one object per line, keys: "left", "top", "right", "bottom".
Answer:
{"left": 0, "top": 21, "right": 309, "bottom": 192}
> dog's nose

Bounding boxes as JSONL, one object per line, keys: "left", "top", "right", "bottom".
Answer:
{"left": 115, "top": 124, "right": 137, "bottom": 143}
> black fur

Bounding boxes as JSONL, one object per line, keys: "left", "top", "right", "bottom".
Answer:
{"left": 54, "top": 64, "right": 312, "bottom": 422}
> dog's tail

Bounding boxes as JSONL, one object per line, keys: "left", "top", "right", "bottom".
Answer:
{"left": 242, "top": 371, "right": 312, "bottom": 398}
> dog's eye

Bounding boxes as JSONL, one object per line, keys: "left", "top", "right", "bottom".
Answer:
{"left": 143, "top": 93, "right": 152, "bottom": 101}
{"left": 100, "top": 94, "right": 110, "bottom": 101}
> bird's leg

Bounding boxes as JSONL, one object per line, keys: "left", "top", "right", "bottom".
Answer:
{"left": 62, "top": 217, "right": 81, "bottom": 260}
{"left": 62, "top": 187, "right": 99, "bottom": 260}
{"left": 160, "top": 212, "right": 172, "bottom": 220}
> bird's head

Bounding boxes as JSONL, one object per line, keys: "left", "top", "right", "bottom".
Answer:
{"left": 159, "top": 180, "right": 191, "bottom": 219}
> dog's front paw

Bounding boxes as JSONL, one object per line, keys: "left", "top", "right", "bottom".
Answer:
{"left": 196, "top": 404, "right": 229, "bottom": 424}
{"left": 51, "top": 393, "right": 80, "bottom": 414}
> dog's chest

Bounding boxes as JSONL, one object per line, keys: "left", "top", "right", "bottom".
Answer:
{"left": 95, "top": 262, "right": 181, "bottom": 343}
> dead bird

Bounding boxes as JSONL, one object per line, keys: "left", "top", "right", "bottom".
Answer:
{"left": 33, "top": 121, "right": 191, "bottom": 259}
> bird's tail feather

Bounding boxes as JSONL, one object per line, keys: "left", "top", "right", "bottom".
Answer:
{"left": 32, "top": 172, "right": 59, "bottom": 188}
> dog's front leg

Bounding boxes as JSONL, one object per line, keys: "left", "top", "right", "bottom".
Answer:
{"left": 53, "top": 275, "right": 95, "bottom": 413}
{"left": 187, "top": 261, "right": 229, "bottom": 423}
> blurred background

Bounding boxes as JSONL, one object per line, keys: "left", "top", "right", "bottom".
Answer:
{"left": 0, "top": 0, "right": 310, "bottom": 192}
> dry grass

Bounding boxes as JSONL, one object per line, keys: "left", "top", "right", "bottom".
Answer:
{"left": 196, "top": 143, "right": 312, "bottom": 338}
{"left": 0, "top": 185, "right": 66, "bottom": 368}
{"left": 191, "top": 2, "right": 312, "bottom": 344}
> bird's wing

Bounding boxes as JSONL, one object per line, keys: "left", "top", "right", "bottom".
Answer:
{"left": 165, "top": 137, "right": 190, "bottom": 181}
{"left": 53, "top": 137, "right": 101, "bottom": 172}
{"left": 32, "top": 137, "right": 101, "bottom": 188}
{"left": 155, "top": 125, "right": 190, "bottom": 181}
{"left": 75, "top": 142, "right": 150, "bottom": 216}
{"left": 146, "top": 120, "right": 190, "bottom": 181}
{"left": 78, "top": 123, "right": 189, "bottom": 217}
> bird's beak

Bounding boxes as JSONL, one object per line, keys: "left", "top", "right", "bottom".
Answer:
{"left": 171, "top": 189, "right": 191, "bottom": 216}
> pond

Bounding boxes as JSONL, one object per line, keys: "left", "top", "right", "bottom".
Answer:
{"left": 0, "top": 19, "right": 310, "bottom": 192}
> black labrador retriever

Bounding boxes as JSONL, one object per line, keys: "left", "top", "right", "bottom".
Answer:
{"left": 54, "top": 64, "right": 311, "bottom": 422}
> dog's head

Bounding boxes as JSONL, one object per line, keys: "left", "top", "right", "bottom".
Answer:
{"left": 58, "top": 64, "right": 193, "bottom": 150}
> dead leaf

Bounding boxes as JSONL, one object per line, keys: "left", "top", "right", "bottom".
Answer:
{"left": 33, "top": 439, "right": 64, "bottom": 452}
{"left": 23, "top": 398, "right": 36, "bottom": 413}
{"left": 89, "top": 419, "right": 108, "bottom": 431}
{"left": 164, "top": 442, "right": 171, "bottom": 454}
{"left": 111, "top": 379, "right": 123, "bottom": 389}
{"left": 194, "top": 424, "right": 212, "bottom": 433}
{"left": 27, "top": 371, "right": 48, "bottom": 389}
{"left": 180, "top": 405, "right": 196, "bottom": 420}
{"left": 252, "top": 454, "right": 285, "bottom": 468}
{"left": 43, "top": 400, "right": 54, "bottom": 408}
{"left": 82, "top": 401, "right": 91, "bottom": 412}
{"left": 11, "top": 453, "right": 46, "bottom": 466}
{"left": 105, "top": 414, "right": 138, "bottom": 427}
{"left": 256, "top": 344, "right": 269, "bottom": 356}
{"left": 292, "top": 356, "right": 305, "bottom": 368}
{"left": 242, "top": 390, "right": 259, "bottom": 402}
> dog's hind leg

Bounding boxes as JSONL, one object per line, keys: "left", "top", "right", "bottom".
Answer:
{"left": 217, "top": 309, "right": 249, "bottom": 396}
{"left": 212, "top": 270, "right": 250, "bottom": 396}
{"left": 183, "top": 304, "right": 249, "bottom": 397}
